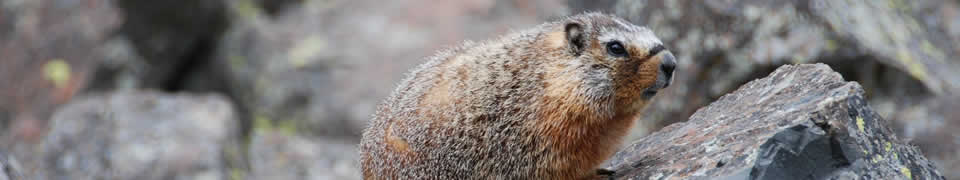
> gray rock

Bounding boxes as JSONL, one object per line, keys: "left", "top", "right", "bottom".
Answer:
{"left": 604, "top": 64, "right": 943, "bottom": 180}
{"left": 0, "top": 0, "right": 130, "bottom": 141}
{"left": 214, "top": 0, "right": 569, "bottom": 138}
{"left": 0, "top": 151, "right": 22, "bottom": 180}
{"left": 0, "top": 1, "right": 151, "bottom": 178}
{"left": 0, "top": 0, "right": 233, "bottom": 94}
{"left": 612, "top": 0, "right": 960, "bottom": 95}
{"left": 593, "top": 0, "right": 960, "bottom": 136}
{"left": 570, "top": 1, "right": 960, "bottom": 176}
{"left": 39, "top": 91, "right": 238, "bottom": 180}
{"left": 248, "top": 132, "right": 360, "bottom": 180}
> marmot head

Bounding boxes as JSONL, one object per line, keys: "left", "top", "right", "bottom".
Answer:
{"left": 544, "top": 13, "right": 675, "bottom": 115}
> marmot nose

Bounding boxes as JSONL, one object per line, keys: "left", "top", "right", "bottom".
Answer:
{"left": 660, "top": 53, "right": 676, "bottom": 79}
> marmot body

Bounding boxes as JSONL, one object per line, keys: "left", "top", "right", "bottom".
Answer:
{"left": 359, "top": 13, "right": 676, "bottom": 179}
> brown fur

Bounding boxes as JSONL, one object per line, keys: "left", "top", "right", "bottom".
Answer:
{"left": 360, "top": 12, "right": 674, "bottom": 179}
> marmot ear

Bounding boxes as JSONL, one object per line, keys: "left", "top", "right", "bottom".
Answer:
{"left": 565, "top": 22, "right": 586, "bottom": 56}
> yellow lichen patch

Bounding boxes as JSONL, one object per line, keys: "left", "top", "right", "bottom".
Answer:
{"left": 44, "top": 59, "right": 71, "bottom": 89}
{"left": 252, "top": 114, "right": 297, "bottom": 135}
{"left": 900, "top": 166, "right": 913, "bottom": 180}
{"left": 887, "top": 0, "right": 910, "bottom": 14}
{"left": 223, "top": 144, "right": 247, "bottom": 180}
{"left": 231, "top": 0, "right": 261, "bottom": 19}
{"left": 885, "top": 142, "right": 893, "bottom": 152}
{"left": 229, "top": 55, "right": 248, "bottom": 69}
{"left": 275, "top": 120, "right": 298, "bottom": 136}
{"left": 288, "top": 35, "right": 327, "bottom": 69}
{"left": 896, "top": 48, "right": 937, "bottom": 94}
{"left": 872, "top": 154, "right": 885, "bottom": 163}
{"left": 921, "top": 40, "right": 946, "bottom": 62}
{"left": 253, "top": 115, "right": 273, "bottom": 133}
{"left": 824, "top": 39, "right": 838, "bottom": 52}
{"left": 230, "top": 168, "right": 246, "bottom": 180}
{"left": 856, "top": 116, "right": 865, "bottom": 133}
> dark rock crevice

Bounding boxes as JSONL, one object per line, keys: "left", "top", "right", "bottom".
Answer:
{"left": 159, "top": 37, "right": 220, "bottom": 92}
{"left": 111, "top": 0, "right": 230, "bottom": 91}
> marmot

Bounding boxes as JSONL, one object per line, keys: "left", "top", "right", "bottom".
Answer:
{"left": 359, "top": 12, "right": 676, "bottom": 179}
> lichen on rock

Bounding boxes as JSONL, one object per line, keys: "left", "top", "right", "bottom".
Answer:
{"left": 604, "top": 64, "right": 944, "bottom": 180}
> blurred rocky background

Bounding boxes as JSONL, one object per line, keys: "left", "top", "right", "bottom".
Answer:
{"left": 0, "top": 0, "right": 956, "bottom": 179}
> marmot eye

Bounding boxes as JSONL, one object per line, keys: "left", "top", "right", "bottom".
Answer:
{"left": 606, "top": 41, "right": 628, "bottom": 57}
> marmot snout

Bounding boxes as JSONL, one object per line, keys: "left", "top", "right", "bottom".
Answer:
{"left": 360, "top": 12, "right": 675, "bottom": 179}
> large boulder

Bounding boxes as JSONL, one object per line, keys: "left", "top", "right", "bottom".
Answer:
{"left": 604, "top": 64, "right": 943, "bottom": 179}
{"left": 601, "top": 0, "right": 960, "bottom": 133}
{"left": 36, "top": 91, "right": 239, "bottom": 179}
{"left": 570, "top": 0, "right": 960, "bottom": 176}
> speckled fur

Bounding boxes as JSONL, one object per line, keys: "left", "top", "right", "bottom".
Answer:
{"left": 360, "top": 12, "right": 673, "bottom": 180}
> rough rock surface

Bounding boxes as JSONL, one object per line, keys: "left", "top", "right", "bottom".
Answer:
{"left": 612, "top": 0, "right": 960, "bottom": 95}
{"left": 248, "top": 132, "right": 360, "bottom": 180}
{"left": 604, "top": 64, "right": 943, "bottom": 180}
{"left": 577, "top": 1, "right": 960, "bottom": 176}
{"left": 597, "top": 0, "right": 960, "bottom": 135}
{"left": 37, "top": 91, "right": 238, "bottom": 179}
{"left": 0, "top": 0, "right": 126, "bottom": 143}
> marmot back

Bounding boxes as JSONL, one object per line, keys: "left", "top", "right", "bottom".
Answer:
{"left": 359, "top": 12, "right": 676, "bottom": 180}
